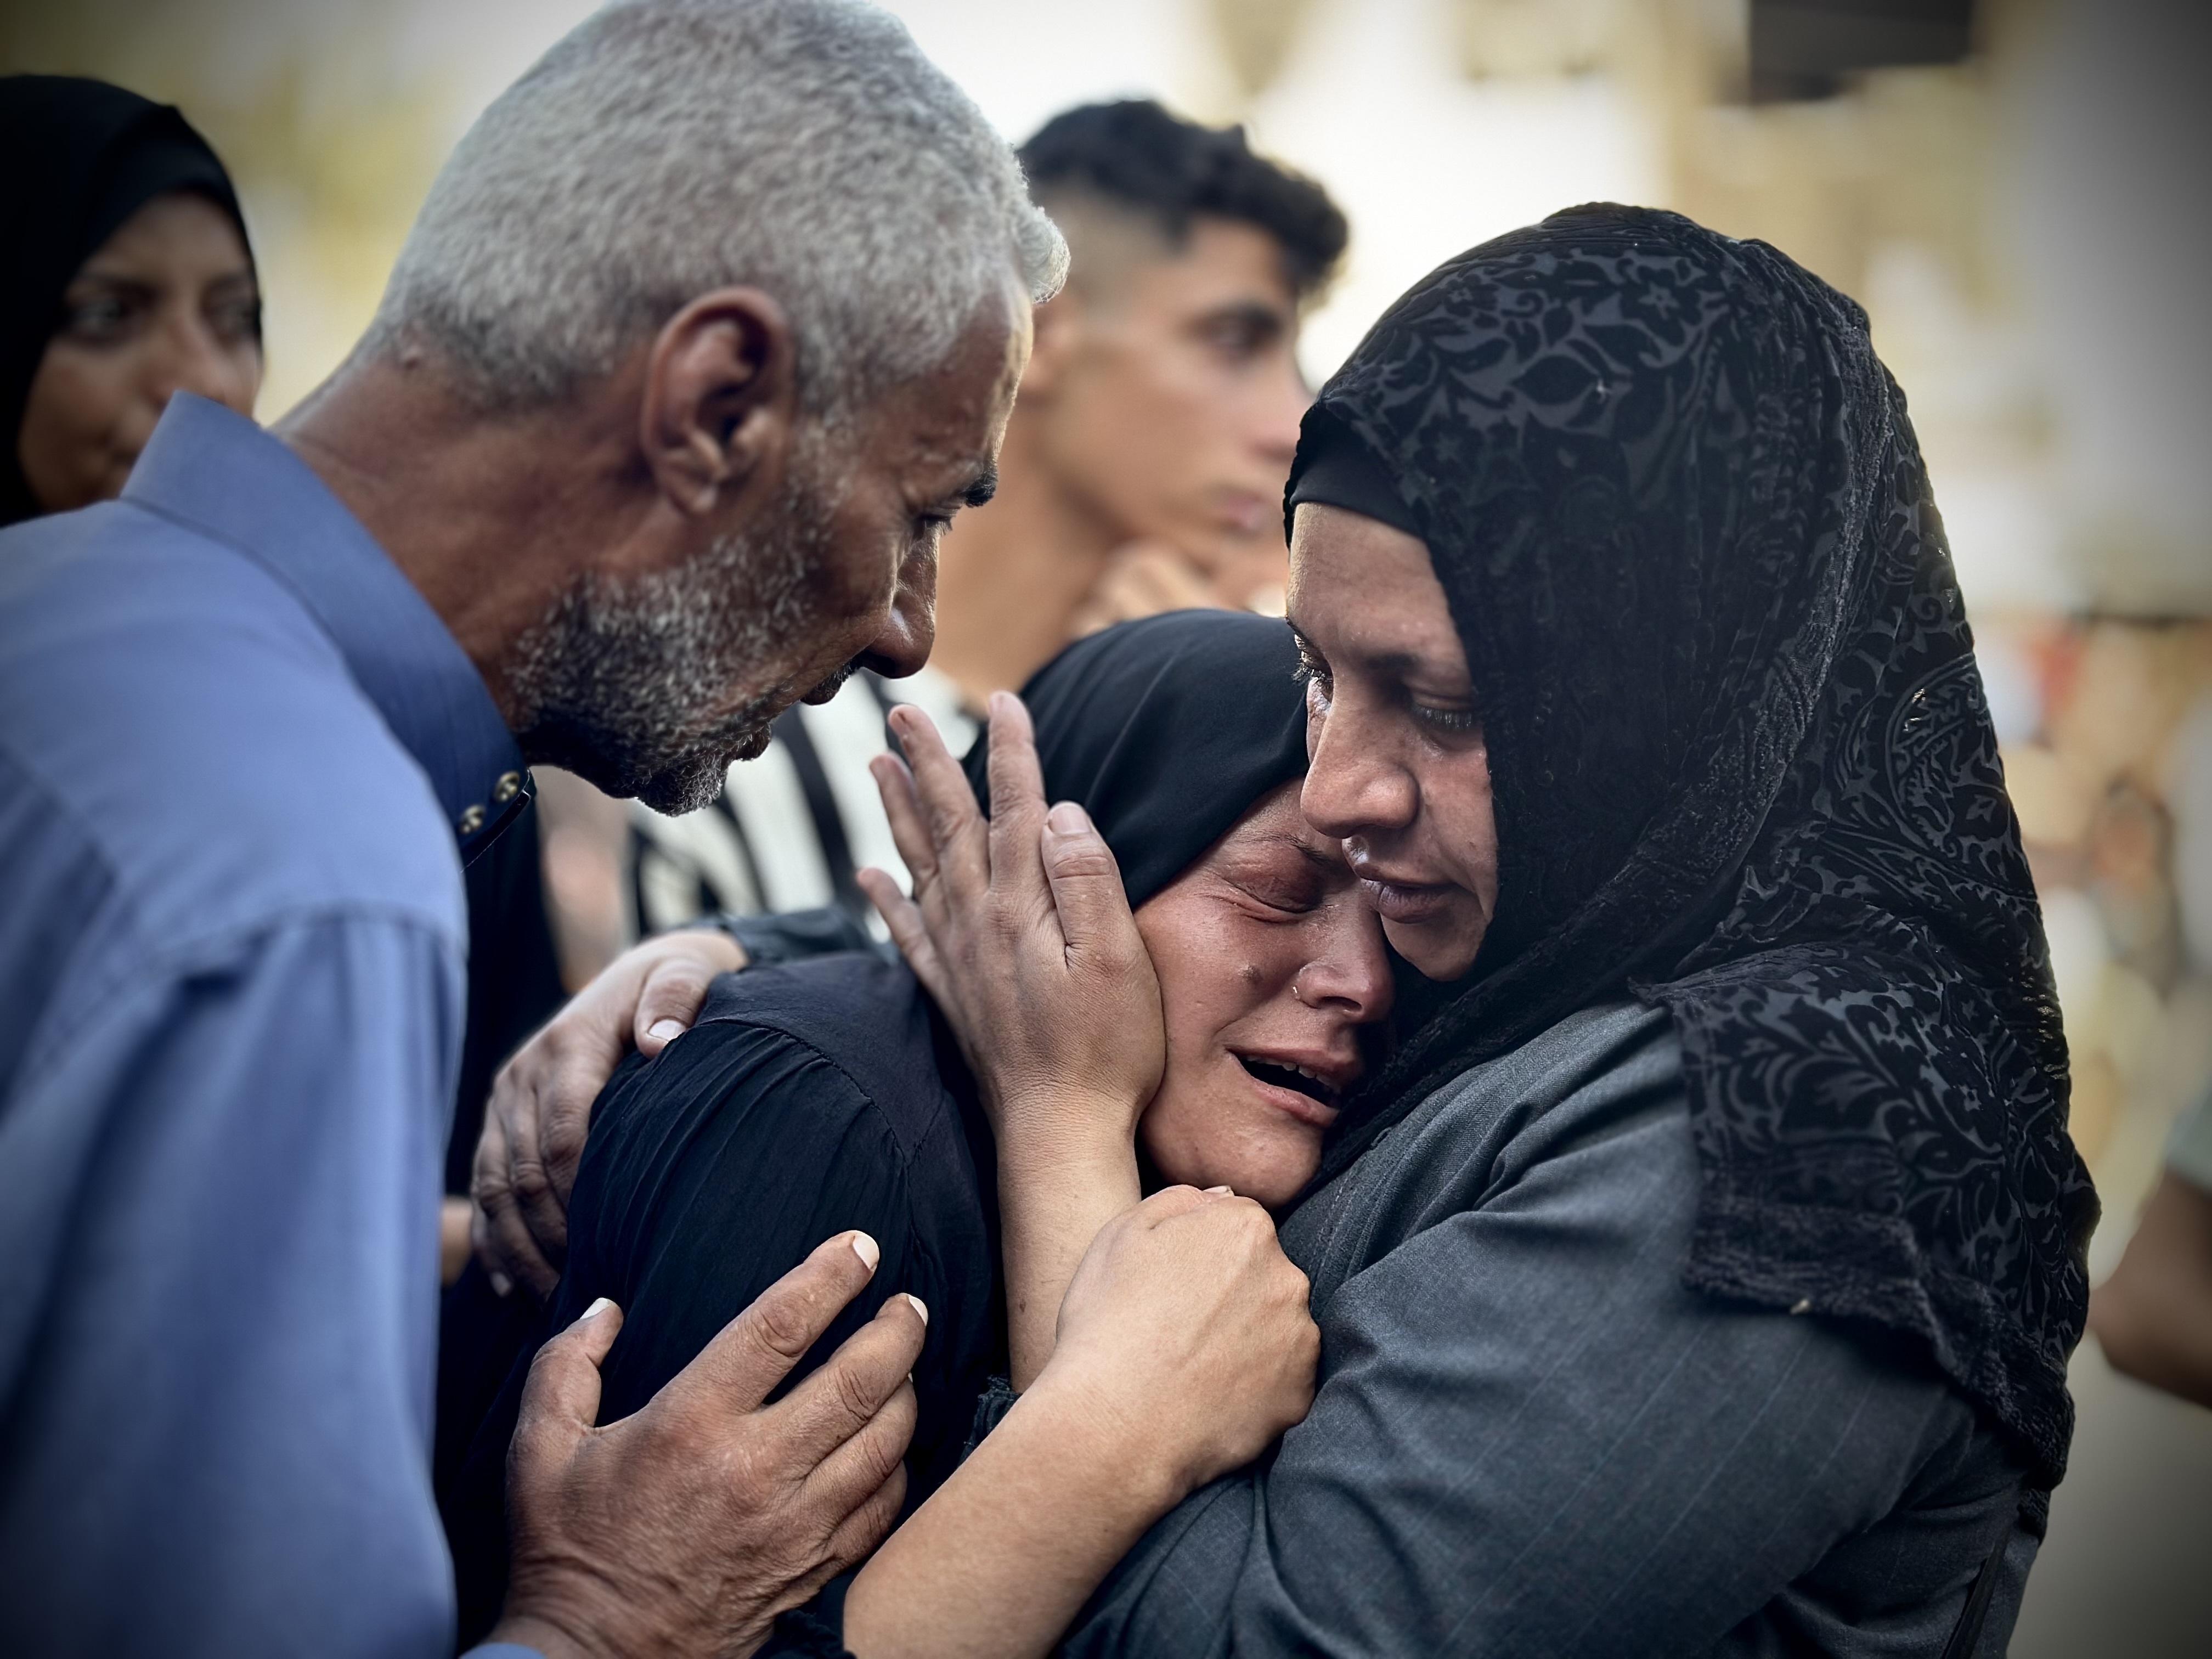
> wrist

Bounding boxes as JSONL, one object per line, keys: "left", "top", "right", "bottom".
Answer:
{"left": 992, "top": 1092, "right": 1141, "bottom": 1181}
{"left": 1012, "top": 1364, "right": 1189, "bottom": 1517}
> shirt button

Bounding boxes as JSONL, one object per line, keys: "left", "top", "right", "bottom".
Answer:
{"left": 457, "top": 804, "right": 487, "bottom": 836}
{"left": 492, "top": 770, "right": 523, "bottom": 805}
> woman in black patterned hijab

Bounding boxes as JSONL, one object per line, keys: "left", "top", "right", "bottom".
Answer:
{"left": 867, "top": 204, "right": 2098, "bottom": 1656}
{"left": 1285, "top": 203, "right": 2096, "bottom": 1480}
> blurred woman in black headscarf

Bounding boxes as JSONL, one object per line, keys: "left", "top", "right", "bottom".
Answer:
{"left": 865, "top": 205, "right": 2098, "bottom": 1656}
{"left": 438, "top": 610, "right": 1392, "bottom": 1646}
{"left": 1, "top": 75, "right": 262, "bottom": 525}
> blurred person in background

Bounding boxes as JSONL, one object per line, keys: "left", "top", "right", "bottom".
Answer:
{"left": 484, "top": 101, "right": 1348, "bottom": 1291}
{"left": 945, "top": 97, "right": 1346, "bottom": 687}
{"left": 0, "top": 75, "right": 565, "bottom": 1283}
{"left": 2094, "top": 1086, "right": 2212, "bottom": 1408}
{"left": 2, "top": 75, "right": 260, "bottom": 522}
{"left": 0, "top": 3, "right": 1309, "bottom": 1654}
{"left": 2091, "top": 698, "right": 2212, "bottom": 1407}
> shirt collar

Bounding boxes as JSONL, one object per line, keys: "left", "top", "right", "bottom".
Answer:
{"left": 123, "top": 394, "right": 531, "bottom": 866}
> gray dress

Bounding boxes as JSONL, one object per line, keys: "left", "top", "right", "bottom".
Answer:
{"left": 1062, "top": 1003, "right": 2038, "bottom": 1657}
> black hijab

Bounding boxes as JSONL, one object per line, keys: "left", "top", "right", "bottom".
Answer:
{"left": 966, "top": 608, "right": 1311, "bottom": 909}
{"left": 1, "top": 76, "right": 253, "bottom": 527}
{"left": 1289, "top": 205, "right": 2095, "bottom": 1488}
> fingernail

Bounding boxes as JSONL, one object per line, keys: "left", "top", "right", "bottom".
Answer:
{"left": 1046, "top": 801, "right": 1089, "bottom": 835}
{"left": 647, "top": 1018, "right": 685, "bottom": 1042}
{"left": 1204, "top": 1185, "right": 1233, "bottom": 1195}
{"left": 850, "top": 1232, "right": 881, "bottom": 1272}
{"left": 490, "top": 1271, "right": 514, "bottom": 1298}
{"left": 582, "top": 1296, "right": 617, "bottom": 1323}
{"left": 905, "top": 1293, "right": 929, "bottom": 1327}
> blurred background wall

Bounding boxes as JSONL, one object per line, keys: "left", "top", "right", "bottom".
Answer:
{"left": 5, "top": 0, "right": 2208, "bottom": 1647}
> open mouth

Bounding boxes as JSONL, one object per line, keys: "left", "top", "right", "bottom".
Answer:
{"left": 1237, "top": 1055, "right": 1344, "bottom": 1111}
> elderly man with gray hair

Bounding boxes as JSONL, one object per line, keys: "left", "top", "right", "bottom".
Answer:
{"left": 0, "top": 3, "right": 1314, "bottom": 1656}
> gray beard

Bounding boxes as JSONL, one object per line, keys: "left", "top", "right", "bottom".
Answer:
{"left": 506, "top": 464, "right": 844, "bottom": 814}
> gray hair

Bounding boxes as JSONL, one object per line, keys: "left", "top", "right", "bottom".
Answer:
{"left": 367, "top": 0, "right": 1065, "bottom": 420}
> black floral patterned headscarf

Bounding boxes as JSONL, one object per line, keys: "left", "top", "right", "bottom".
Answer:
{"left": 1291, "top": 205, "right": 2096, "bottom": 1487}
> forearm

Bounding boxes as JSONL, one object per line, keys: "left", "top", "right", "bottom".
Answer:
{"left": 842, "top": 1373, "right": 1180, "bottom": 1659}
{"left": 996, "top": 1113, "right": 1141, "bottom": 1388}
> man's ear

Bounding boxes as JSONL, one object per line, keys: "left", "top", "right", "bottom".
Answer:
{"left": 641, "top": 287, "right": 796, "bottom": 516}
{"left": 1017, "top": 288, "right": 1082, "bottom": 403}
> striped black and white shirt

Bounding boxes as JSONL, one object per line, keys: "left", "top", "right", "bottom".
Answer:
{"left": 627, "top": 665, "right": 978, "bottom": 939}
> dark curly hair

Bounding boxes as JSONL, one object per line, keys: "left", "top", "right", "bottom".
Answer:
{"left": 1017, "top": 99, "right": 1347, "bottom": 300}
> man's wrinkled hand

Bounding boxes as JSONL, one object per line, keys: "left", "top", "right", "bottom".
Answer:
{"left": 473, "top": 928, "right": 744, "bottom": 1297}
{"left": 491, "top": 1231, "right": 927, "bottom": 1659}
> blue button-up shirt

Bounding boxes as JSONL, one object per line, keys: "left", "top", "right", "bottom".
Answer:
{"left": 0, "top": 395, "right": 537, "bottom": 1655}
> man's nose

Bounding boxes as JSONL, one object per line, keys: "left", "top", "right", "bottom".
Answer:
{"left": 855, "top": 552, "right": 937, "bottom": 680}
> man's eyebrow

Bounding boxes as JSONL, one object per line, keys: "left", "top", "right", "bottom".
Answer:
{"left": 960, "top": 465, "right": 998, "bottom": 510}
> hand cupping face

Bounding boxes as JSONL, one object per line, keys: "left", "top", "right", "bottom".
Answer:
{"left": 862, "top": 693, "right": 1165, "bottom": 1156}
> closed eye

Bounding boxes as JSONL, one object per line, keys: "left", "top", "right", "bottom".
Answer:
{"left": 1412, "top": 704, "right": 1479, "bottom": 732}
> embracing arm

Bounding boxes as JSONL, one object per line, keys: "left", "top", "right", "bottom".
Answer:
{"left": 1063, "top": 1080, "right": 2023, "bottom": 1657}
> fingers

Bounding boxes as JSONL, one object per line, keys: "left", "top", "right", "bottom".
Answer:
{"left": 772, "top": 1290, "right": 929, "bottom": 1466}
{"left": 478, "top": 1188, "right": 561, "bottom": 1301}
{"left": 473, "top": 1105, "right": 561, "bottom": 1300}
{"left": 673, "top": 1231, "right": 886, "bottom": 1414}
{"left": 634, "top": 930, "right": 743, "bottom": 1057}
{"left": 870, "top": 753, "right": 941, "bottom": 899}
{"left": 507, "top": 1121, "right": 580, "bottom": 1295}
{"left": 470, "top": 1107, "right": 520, "bottom": 1293}
{"left": 1131, "top": 1184, "right": 1218, "bottom": 1223}
{"left": 511, "top": 1297, "right": 624, "bottom": 1470}
{"left": 981, "top": 695, "right": 1053, "bottom": 912}
{"left": 798, "top": 1362, "right": 919, "bottom": 1517}
{"left": 857, "top": 866, "right": 951, "bottom": 1005}
{"left": 1039, "top": 801, "right": 1144, "bottom": 973}
{"left": 886, "top": 705, "right": 989, "bottom": 899}
{"left": 820, "top": 1464, "right": 909, "bottom": 1578}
